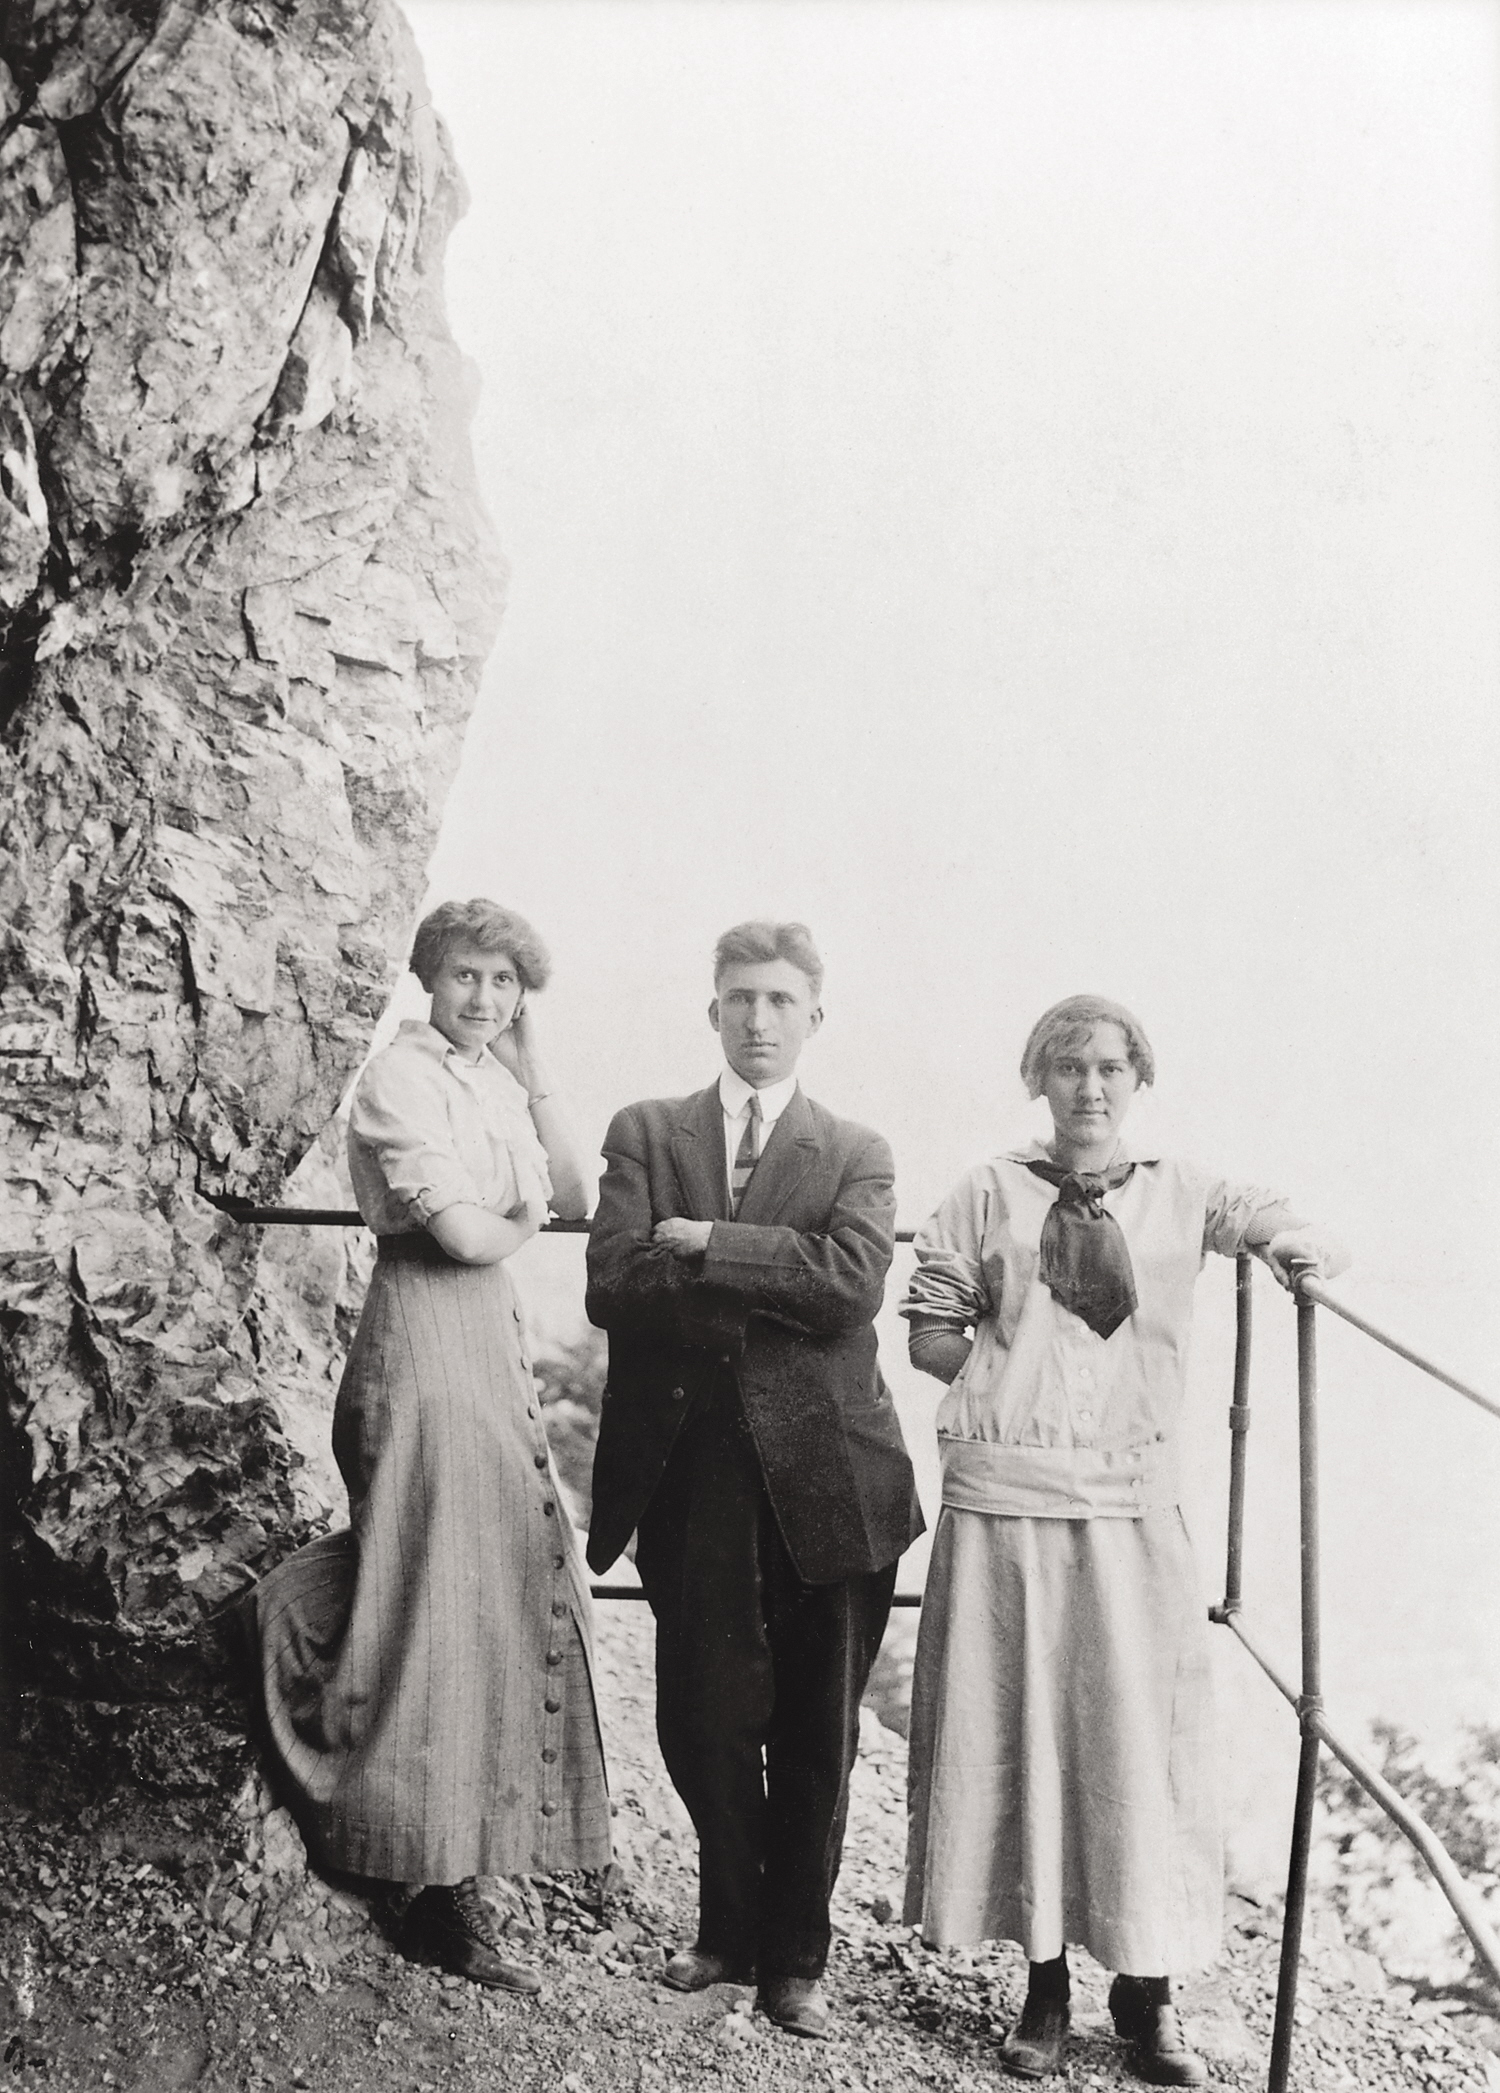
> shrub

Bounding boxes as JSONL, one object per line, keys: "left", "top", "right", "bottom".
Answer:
{"left": 1314, "top": 1719, "right": 1500, "bottom": 2004}
{"left": 535, "top": 1330, "right": 608, "bottom": 1528}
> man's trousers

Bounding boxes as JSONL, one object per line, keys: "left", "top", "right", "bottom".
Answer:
{"left": 634, "top": 1372, "right": 898, "bottom": 1980}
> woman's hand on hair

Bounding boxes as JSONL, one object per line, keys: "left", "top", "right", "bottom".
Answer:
{"left": 1264, "top": 1228, "right": 1351, "bottom": 1292}
{"left": 487, "top": 997, "right": 538, "bottom": 1085}
{"left": 485, "top": 1005, "right": 591, "bottom": 1219}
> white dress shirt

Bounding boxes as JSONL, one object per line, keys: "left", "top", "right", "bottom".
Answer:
{"left": 717, "top": 1066, "right": 799, "bottom": 1202}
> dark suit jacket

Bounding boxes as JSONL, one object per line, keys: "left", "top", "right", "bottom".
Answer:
{"left": 584, "top": 1083, "right": 924, "bottom": 1585}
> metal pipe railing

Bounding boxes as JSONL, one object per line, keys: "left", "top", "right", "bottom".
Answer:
{"left": 1219, "top": 1610, "right": 1300, "bottom": 1711}
{"left": 1215, "top": 1254, "right": 1500, "bottom": 2092}
{"left": 214, "top": 1204, "right": 595, "bottom": 1232}
{"left": 1296, "top": 1272, "right": 1500, "bottom": 1422}
{"left": 226, "top": 1202, "right": 1500, "bottom": 2081}
{"left": 1267, "top": 1297, "right": 1323, "bottom": 2092}
{"left": 1209, "top": 1253, "right": 1254, "bottom": 1626}
{"left": 214, "top": 1202, "right": 917, "bottom": 1242}
{"left": 591, "top": 1583, "right": 923, "bottom": 1606}
{"left": 1306, "top": 1707, "right": 1500, "bottom": 1980}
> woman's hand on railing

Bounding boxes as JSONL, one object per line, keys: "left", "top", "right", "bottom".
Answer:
{"left": 1263, "top": 1227, "right": 1350, "bottom": 1292}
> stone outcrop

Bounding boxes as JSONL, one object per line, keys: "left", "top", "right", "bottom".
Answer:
{"left": 0, "top": 0, "right": 503, "bottom": 1776}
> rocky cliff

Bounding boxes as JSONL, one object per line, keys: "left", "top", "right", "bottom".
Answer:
{"left": 0, "top": 0, "right": 503, "bottom": 1780}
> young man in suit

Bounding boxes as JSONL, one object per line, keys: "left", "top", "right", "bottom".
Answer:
{"left": 585, "top": 921, "right": 923, "bottom": 2041}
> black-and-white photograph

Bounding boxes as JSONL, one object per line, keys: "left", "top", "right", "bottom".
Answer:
{"left": 2, "top": 2, "right": 1497, "bottom": 2088}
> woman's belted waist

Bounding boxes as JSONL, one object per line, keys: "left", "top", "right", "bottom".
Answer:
{"left": 938, "top": 1434, "right": 1180, "bottom": 1518}
{"left": 375, "top": 1231, "right": 453, "bottom": 1267}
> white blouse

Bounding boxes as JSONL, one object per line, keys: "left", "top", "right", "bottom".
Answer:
{"left": 900, "top": 1142, "right": 1294, "bottom": 1519}
{"left": 347, "top": 1021, "right": 553, "bottom": 1236}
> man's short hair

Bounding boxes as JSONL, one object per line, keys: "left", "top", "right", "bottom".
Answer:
{"left": 1019, "top": 994, "right": 1156, "bottom": 1097}
{"left": 712, "top": 920, "right": 824, "bottom": 999}
{"left": 409, "top": 898, "right": 552, "bottom": 993}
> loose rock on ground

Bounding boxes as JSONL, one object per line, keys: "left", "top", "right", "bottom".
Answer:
{"left": 2, "top": 1602, "right": 1496, "bottom": 2091}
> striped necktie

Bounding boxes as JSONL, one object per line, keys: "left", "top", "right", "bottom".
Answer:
{"left": 731, "top": 1093, "right": 763, "bottom": 1215}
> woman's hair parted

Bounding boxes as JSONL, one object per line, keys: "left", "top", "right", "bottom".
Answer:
{"left": 409, "top": 899, "right": 552, "bottom": 994}
{"left": 1020, "top": 995, "right": 1156, "bottom": 1097}
{"left": 712, "top": 919, "right": 824, "bottom": 999}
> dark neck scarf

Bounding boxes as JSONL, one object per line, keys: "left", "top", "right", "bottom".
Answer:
{"left": 1024, "top": 1156, "right": 1138, "bottom": 1340}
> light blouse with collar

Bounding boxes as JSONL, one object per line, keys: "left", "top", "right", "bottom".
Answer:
{"left": 716, "top": 1066, "right": 799, "bottom": 1191}
{"left": 347, "top": 1019, "right": 553, "bottom": 1237}
{"left": 900, "top": 1141, "right": 1295, "bottom": 1520}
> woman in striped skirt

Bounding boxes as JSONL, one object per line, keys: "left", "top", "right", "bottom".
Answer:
{"left": 253, "top": 898, "right": 610, "bottom": 1990}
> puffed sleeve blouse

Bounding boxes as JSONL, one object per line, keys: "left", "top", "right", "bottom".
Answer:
{"left": 346, "top": 1020, "right": 553, "bottom": 1236}
{"left": 900, "top": 1141, "right": 1295, "bottom": 1520}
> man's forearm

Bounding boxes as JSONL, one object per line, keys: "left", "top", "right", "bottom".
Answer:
{"left": 700, "top": 1214, "right": 893, "bottom": 1333}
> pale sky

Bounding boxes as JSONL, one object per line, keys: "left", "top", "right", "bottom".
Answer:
{"left": 402, "top": 0, "right": 1500, "bottom": 1305}
{"left": 381, "top": 0, "right": 1500, "bottom": 1782}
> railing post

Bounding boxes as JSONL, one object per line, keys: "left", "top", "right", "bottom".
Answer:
{"left": 1213, "top": 1253, "right": 1254, "bottom": 1623}
{"left": 1268, "top": 1293, "right": 1322, "bottom": 2092}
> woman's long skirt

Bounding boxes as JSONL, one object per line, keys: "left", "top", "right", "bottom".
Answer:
{"left": 252, "top": 1241, "right": 612, "bottom": 1885}
{"left": 904, "top": 1505, "right": 1221, "bottom": 1975}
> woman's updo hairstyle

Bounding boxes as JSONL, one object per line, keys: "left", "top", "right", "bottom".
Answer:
{"left": 1020, "top": 994, "right": 1156, "bottom": 1099}
{"left": 409, "top": 898, "right": 552, "bottom": 994}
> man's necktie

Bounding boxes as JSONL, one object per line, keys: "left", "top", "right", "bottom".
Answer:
{"left": 1024, "top": 1157, "right": 1139, "bottom": 1339}
{"left": 731, "top": 1093, "right": 763, "bottom": 1216}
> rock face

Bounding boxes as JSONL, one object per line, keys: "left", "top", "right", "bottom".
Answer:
{"left": 0, "top": 0, "right": 503, "bottom": 1778}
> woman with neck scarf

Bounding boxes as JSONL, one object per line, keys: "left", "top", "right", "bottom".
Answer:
{"left": 901, "top": 995, "right": 1346, "bottom": 2086}
{"left": 250, "top": 899, "right": 610, "bottom": 1990}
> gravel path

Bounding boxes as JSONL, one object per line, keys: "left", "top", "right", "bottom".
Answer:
{"left": 1, "top": 1600, "right": 1495, "bottom": 2092}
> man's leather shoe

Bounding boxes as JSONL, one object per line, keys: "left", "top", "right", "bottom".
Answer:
{"left": 757, "top": 1975, "right": 830, "bottom": 2040}
{"left": 1126, "top": 2004, "right": 1208, "bottom": 2086}
{"left": 1000, "top": 1993, "right": 1070, "bottom": 2079}
{"left": 661, "top": 1945, "right": 755, "bottom": 1992}
{"left": 404, "top": 1881, "right": 542, "bottom": 1994}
